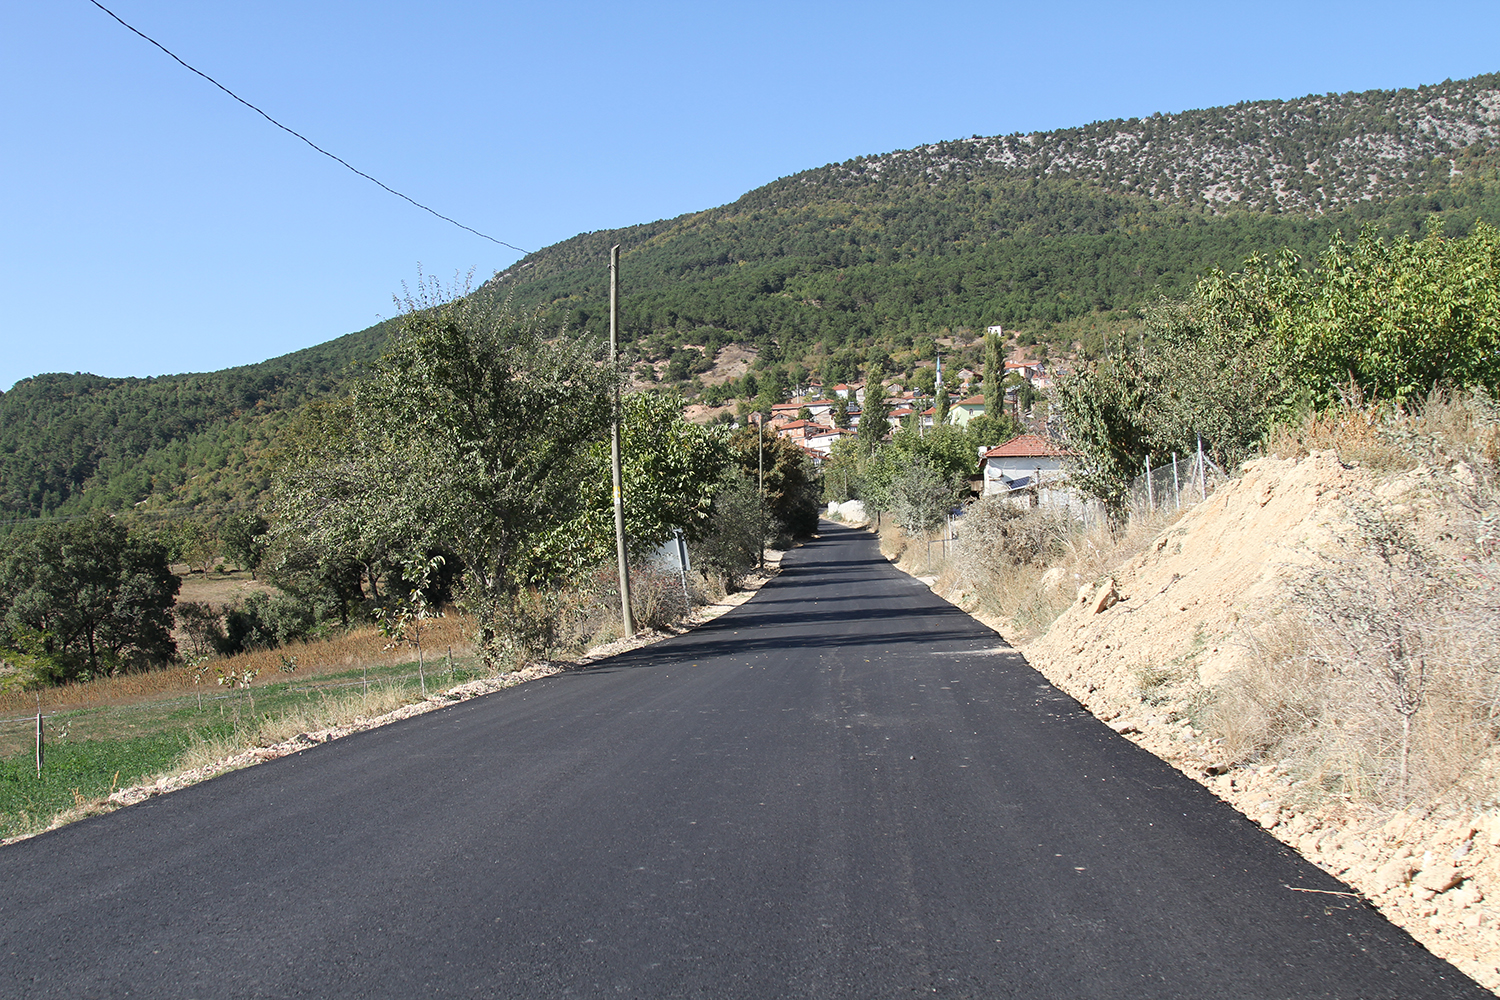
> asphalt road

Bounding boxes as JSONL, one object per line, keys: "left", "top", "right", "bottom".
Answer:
{"left": 0, "top": 521, "right": 1487, "bottom": 999}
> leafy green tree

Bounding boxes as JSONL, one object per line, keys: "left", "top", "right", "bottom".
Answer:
{"left": 0, "top": 514, "right": 179, "bottom": 679}
{"left": 832, "top": 397, "right": 851, "bottom": 429}
{"left": 274, "top": 287, "right": 619, "bottom": 663}
{"left": 889, "top": 454, "right": 962, "bottom": 541}
{"left": 1272, "top": 222, "right": 1500, "bottom": 405}
{"left": 1053, "top": 357, "right": 1151, "bottom": 520}
{"left": 221, "top": 512, "right": 270, "bottom": 579}
{"left": 910, "top": 366, "right": 937, "bottom": 397}
{"left": 729, "top": 426, "right": 820, "bottom": 540}
{"left": 822, "top": 434, "right": 863, "bottom": 502}
{"left": 689, "top": 472, "right": 765, "bottom": 590}
{"left": 965, "top": 411, "right": 1023, "bottom": 450}
{"left": 532, "top": 392, "right": 732, "bottom": 576}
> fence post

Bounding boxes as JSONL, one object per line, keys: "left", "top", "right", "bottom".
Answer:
{"left": 1145, "top": 455, "right": 1155, "bottom": 512}
{"left": 1172, "top": 453, "right": 1180, "bottom": 510}
{"left": 36, "top": 711, "right": 44, "bottom": 779}
{"left": 1197, "top": 434, "right": 1207, "bottom": 502}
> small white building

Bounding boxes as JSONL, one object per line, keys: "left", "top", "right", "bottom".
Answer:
{"left": 980, "top": 433, "right": 1072, "bottom": 497}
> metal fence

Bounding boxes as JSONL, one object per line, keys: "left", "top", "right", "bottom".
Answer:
{"left": 1128, "top": 444, "right": 1229, "bottom": 520}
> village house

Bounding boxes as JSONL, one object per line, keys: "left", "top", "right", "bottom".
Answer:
{"left": 980, "top": 433, "right": 1072, "bottom": 497}
{"left": 775, "top": 419, "right": 832, "bottom": 443}
{"left": 800, "top": 398, "right": 837, "bottom": 420}
{"left": 948, "top": 395, "right": 986, "bottom": 427}
{"left": 1004, "top": 358, "right": 1045, "bottom": 381}
{"left": 804, "top": 426, "right": 854, "bottom": 455}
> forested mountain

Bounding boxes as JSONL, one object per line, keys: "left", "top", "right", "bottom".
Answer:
{"left": 484, "top": 73, "right": 1500, "bottom": 354}
{"left": 4, "top": 72, "right": 1499, "bottom": 525}
{"left": 0, "top": 321, "right": 393, "bottom": 523}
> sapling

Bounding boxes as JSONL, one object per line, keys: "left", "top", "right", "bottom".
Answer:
{"left": 376, "top": 555, "right": 445, "bottom": 699}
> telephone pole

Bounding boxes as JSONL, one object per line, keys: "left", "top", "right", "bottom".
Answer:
{"left": 609, "top": 245, "right": 635, "bottom": 634}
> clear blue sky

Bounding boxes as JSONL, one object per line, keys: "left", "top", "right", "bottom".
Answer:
{"left": 3, "top": 1, "right": 1498, "bottom": 392}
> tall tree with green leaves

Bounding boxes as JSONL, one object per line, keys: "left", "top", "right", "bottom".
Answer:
{"left": 0, "top": 514, "right": 179, "bottom": 680}
{"left": 858, "top": 368, "right": 890, "bottom": 454}
{"left": 983, "top": 331, "right": 1005, "bottom": 417}
{"left": 274, "top": 282, "right": 620, "bottom": 662}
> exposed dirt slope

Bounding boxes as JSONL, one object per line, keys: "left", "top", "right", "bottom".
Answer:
{"left": 1016, "top": 452, "right": 1500, "bottom": 992}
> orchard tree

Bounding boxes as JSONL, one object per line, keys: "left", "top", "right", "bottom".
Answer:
{"left": 274, "top": 277, "right": 619, "bottom": 663}
{"left": 221, "top": 512, "right": 270, "bottom": 578}
{"left": 0, "top": 514, "right": 179, "bottom": 679}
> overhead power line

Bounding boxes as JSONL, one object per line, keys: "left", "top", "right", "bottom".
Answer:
{"left": 87, "top": 0, "right": 531, "bottom": 255}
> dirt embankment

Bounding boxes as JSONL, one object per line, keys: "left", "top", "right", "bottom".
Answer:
{"left": 1001, "top": 452, "right": 1500, "bottom": 991}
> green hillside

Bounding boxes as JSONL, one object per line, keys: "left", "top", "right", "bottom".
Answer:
{"left": 486, "top": 73, "right": 1500, "bottom": 357}
{"left": 0, "top": 321, "right": 395, "bottom": 524}
{"left": 3, "top": 71, "right": 1499, "bottom": 525}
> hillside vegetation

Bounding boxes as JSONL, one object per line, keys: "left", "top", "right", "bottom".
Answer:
{"left": 2, "top": 72, "right": 1498, "bottom": 524}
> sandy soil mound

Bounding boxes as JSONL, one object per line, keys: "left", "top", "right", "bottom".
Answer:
{"left": 1019, "top": 451, "right": 1500, "bottom": 991}
{"left": 1030, "top": 450, "right": 1363, "bottom": 697}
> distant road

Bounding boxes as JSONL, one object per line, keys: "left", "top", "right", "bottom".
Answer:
{"left": 0, "top": 522, "right": 1485, "bottom": 998}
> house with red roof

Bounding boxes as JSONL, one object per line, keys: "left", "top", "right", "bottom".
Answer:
{"left": 775, "top": 419, "right": 832, "bottom": 443}
{"left": 980, "top": 433, "right": 1074, "bottom": 497}
{"left": 949, "top": 395, "right": 986, "bottom": 428}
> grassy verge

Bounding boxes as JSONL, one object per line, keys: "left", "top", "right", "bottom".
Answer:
{"left": 0, "top": 619, "right": 490, "bottom": 841}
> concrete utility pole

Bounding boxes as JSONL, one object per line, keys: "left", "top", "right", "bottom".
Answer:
{"left": 609, "top": 245, "right": 635, "bottom": 634}
{"left": 756, "top": 411, "right": 765, "bottom": 571}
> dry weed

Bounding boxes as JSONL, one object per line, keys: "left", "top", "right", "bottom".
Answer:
{"left": 1209, "top": 392, "right": 1500, "bottom": 806}
{"left": 953, "top": 502, "right": 1183, "bottom": 641}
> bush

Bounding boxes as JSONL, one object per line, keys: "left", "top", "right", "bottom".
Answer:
{"left": 955, "top": 497, "right": 1069, "bottom": 577}
{"left": 217, "top": 593, "right": 318, "bottom": 655}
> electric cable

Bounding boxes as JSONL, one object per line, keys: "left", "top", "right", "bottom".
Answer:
{"left": 86, "top": 0, "right": 530, "bottom": 255}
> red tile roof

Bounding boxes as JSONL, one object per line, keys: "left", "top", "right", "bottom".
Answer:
{"left": 983, "top": 433, "right": 1073, "bottom": 458}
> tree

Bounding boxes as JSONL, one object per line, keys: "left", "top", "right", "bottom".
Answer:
{"left": 531, "top": 392, "right": 732, "bottom": 577}
{"left": 274, "top": 280, "right": 620, "bottom": 664}
{"left": 1053, "top": 357, "right": 1151, "bottom": 520}
{"left": 689, "top": 472, "right": 764, "bottom": 590}
{"left": 729, "top": 426, "right": 820, "bottom": 540}
{"left": 889, "top": 454, "right": 961, "bottom": 542}
{"left": 0, "top": 514, "right": 179, "bottom": 679}
{"left": 1275, "top": 222, "right": 1500, "bottom": 406}
{"left": 832, "top": 397, "right": 851, "bottom": 429}
{"left": 221, "top": 512, "right": 270, "bottom": 579}
{"left": 858, "top": 368, "right": 890, "bottom": 453}
{"left": 983, "top": 331, "right": 1005, "bottom": 416}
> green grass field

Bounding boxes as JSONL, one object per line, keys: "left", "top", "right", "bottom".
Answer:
{"left": 0, "top": 655, "right": 491, "bottom": 841}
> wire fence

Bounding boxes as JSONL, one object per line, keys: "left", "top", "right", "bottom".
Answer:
{"left": 1128, "top": 445, "right": 1230, "bottom": 520}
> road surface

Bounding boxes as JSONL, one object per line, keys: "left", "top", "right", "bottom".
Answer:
{"left": 0, "top": 521, "right": 1485, "bottom": 998}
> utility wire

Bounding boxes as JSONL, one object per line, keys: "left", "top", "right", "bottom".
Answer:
{"left": 87, "top": 0, "right": 531, "bottom": 255}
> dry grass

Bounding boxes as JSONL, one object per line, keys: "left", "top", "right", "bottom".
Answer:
{"left": 948, "top": 499, "right": 1183, "bottom": 642}
{"left": 1212, "top": 391, "right": 1500, "bottom": 807}
{"left": 174, "top": 680, "right": 420, "bottom": 773}
{"left": 1264, "top": 390, "right": 1500, "bottom": 474}
{"left": 0, "top": 613, "right": 474, "bottom": 720}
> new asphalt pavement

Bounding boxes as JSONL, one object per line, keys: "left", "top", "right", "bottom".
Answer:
{"left": 0, "top": 521, "right": 1487, "bottom": 998}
